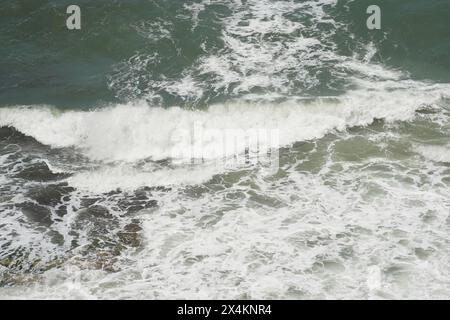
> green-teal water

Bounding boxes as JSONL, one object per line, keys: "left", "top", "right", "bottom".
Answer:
{"left": 1, "top": 0, "right": 449, "bottom": 108}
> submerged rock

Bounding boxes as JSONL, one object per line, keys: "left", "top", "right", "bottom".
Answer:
{"left": 80, "top": 197, "right": 102, "bottom": 207}
{"left": 47, "top": 230, "right": 65, "bottom": 246}
{"left": 117, "top": 231, "right": 141, "bottom": 247}
{"left": 14, "top": 162, "right": 68, "bottom": 182}
{"left": 118, "top": 198, "right": 157, "bottom": 214}
{"left": 117, "top": 222, "right": 143, "bottom": 248}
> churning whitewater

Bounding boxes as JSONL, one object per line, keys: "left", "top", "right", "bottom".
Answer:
{"left": 0, "top": 0, "right": 450, "bottom": 299}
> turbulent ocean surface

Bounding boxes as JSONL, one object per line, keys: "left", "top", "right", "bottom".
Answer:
{"left": 0, "top": 0, "right": 449, "bottom": 299}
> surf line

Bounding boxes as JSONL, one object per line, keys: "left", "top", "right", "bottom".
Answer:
{"left": 177, "top": 304, "right": 211, "bottom": 318}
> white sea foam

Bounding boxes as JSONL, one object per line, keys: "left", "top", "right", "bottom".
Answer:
{"left": 0, "top": 84, "right": 447, "bottom": 164}
{"left": 2, "top": 159, "right": 449, "bottom": 299}
{"left": 67, "top": 163, "right": 224, "bottom": 193}
{"left": 0, "top": 81, "right": 448, "bottom": 194}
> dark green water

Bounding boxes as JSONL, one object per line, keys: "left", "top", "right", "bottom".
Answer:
{"left": 1, "top": 0, "right": 449, "bottom": 108}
